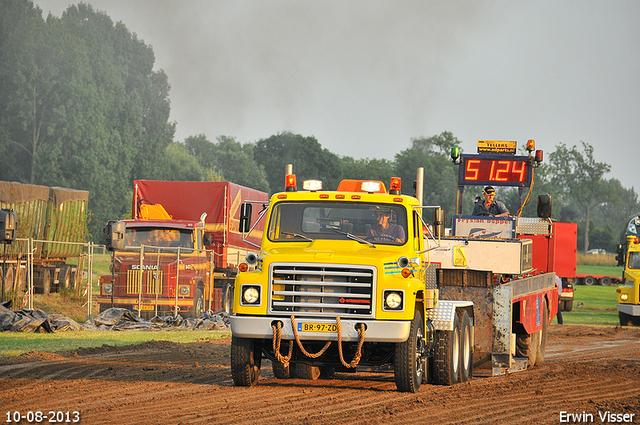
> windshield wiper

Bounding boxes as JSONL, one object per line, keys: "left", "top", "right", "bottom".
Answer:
{"left": 333, "top": 229, "right": 376, "bottom": 248}
{"left": 281, "top": 231, "right": 314, "bottom": 242}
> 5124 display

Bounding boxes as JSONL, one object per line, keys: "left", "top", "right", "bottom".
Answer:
{"left": 458, "top": 154, "right": 533, "bottom": 186}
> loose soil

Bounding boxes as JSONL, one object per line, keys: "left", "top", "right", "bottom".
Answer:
{"left": 1, "top": 325, "right": 640, "bottom": 424}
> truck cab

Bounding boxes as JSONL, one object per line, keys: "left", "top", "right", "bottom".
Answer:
{"left": 231, "top": 176, "right": 468, "bottom": 392}
{"left": 617, "top": 234, "right": 640, "bottom": 326}
{"left": 98, "top": 217, "right": 213, "bottom": 319}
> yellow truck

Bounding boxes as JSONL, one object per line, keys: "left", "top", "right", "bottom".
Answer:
{"left": 230, "top": 160, "right": 557, "bottom": 392}
{"left": 617, "top": 234, "right": 640, "bottom": 326}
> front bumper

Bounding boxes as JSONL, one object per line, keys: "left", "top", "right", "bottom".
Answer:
{"left": 560, "top": 290, "right": 574, "bottom": 301}
{"left": 618, "top": 303, "right": 640, "bottom": 316}
{"left": 230, "top": 315, "right": 411, "bottom": 342}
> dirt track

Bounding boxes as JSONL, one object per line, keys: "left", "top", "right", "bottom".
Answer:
{"left": 1, "top": 325, "right": 640, "bottom": 425}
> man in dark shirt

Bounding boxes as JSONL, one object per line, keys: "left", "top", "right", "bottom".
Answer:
{"left": 472, "top": 186, "right": 510, "bottom": 217}
{"left": 367, "top": 208, "right": 405, "bottom": 242}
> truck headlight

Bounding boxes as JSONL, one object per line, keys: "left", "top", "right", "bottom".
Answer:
{"left": 103, "top": 284, "right": 113, "bottom": 294}
{"left": 242, "top": 285, "right": 260, "bottom": 304}
{"left": 179, "top": 285, "right": 190, "bottom": 296}
{"left": 621, "top": 294, "right": 629, "bottom": 301}
{"left": 383, "top": 290, "right": 403, "bottom": 310}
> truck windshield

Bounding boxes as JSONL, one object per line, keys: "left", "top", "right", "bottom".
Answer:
{"left": 268, "top": 201, "right": 407, "bottom": 245}
{"left": 125, "top": 228, "right": 194, "bottom": 250}
{"left": 629, "top": 252, "right": 640, "bottom": 269}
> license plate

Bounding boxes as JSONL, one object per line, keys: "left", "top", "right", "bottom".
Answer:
{"left": 297, "top": 322, "right": 338, "bottom": 333}
{"left": 134, "top": 305, "right": 154, "bottom": 311}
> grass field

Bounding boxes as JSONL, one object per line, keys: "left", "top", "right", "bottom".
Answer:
{"left": 560, "top": 285, "right": 620, "bottom": 326}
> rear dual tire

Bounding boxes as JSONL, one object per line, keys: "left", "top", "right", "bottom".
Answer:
{"left": 516, "top": 298, "right": 548, "bottom": 367}
{"left": 434, "top": 310, "right": 473, "bottom": 386}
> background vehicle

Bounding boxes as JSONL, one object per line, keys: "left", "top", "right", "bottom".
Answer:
{"left": 230, "top": 140, "right": 558, "bottom": 393}
{"left": 616, "top": 234, "right": 640, "bottom": 326}
{"left": 98, "top": 180, "right": 267, "bottom": 318}
{"left": 0, "top": 181, "right": 88, "bottom": 296}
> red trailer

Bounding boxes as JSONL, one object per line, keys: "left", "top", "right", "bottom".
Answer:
{"left": 575, "top": 273, "right": 622, "bottom": 286}
{"left": 519, "top": 221, "right": 577, "bottom": 311}
{"left": 132, "top": 180, "right": 267, "bottom": 270}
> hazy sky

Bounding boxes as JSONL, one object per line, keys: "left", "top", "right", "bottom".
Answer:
{"left": 35, "top": 0, "right": 640, "bottom": 190}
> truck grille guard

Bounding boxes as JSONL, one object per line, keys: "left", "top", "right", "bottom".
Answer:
{"left": 126, "top": 269, "right": 164, "bottom": 295}
{"left": 268, "top": 263, "right": 375, "bottom": 318}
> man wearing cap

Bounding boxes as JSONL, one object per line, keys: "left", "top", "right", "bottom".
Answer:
{"left": 472, "top": 186, "right": 510, "bottom": 217}
{"left": 367, "top": 208, "right": 406, "bottom": 243}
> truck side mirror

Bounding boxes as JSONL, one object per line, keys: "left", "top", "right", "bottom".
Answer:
{"left": 239, "top": 203, "right": 252, "bottom": 233}
{"left": 537, "top": 194, "right": 552, "bottom": 219}
{"left": 104, "top": 220, "right": 126, "bottom": 251}
{"left": 615, "top": 243, "right": 626, "bottom": 267}
{"left": 0, "top": 209, "right": 17, "bottom": 244}
{"left": 432, "top": 207, "right": 445, "bottom": 238}
{"left": 203, "top": 233, "right": 213, "bottom": 247}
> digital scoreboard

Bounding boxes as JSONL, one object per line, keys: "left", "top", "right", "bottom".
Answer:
{"left": 458, "top": 154, "right": 533, "bottom": 187}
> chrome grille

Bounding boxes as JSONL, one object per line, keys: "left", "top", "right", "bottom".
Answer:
{"left": 126, "top": 270, "right": 164, "bottom": 295}
{"left": 269, "top": 264, "right": 375, "bottom": 317}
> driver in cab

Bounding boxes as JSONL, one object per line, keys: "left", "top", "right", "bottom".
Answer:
{"left": 472, "top": 186, "right": 510, "bottom": 217}
{"left": 367, "top": 207, "right": 406, "bottom": 243}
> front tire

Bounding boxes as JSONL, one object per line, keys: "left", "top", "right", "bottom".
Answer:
{"left": 231, "top": 336, "right": 262, "bottom": 386}
{"left": 563, "top": 300, "right": 573, "bottom": 312}
{"left": 394, "top": 310, "right": 426, "bottom": 392}
{"left": 191, "top": 289, "right": 204, "bottom": 318}
{"left": 619, "top": 311, "right": 633, "bottom": 326}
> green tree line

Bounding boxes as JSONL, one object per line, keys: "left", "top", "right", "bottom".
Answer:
{"left": 1, "top": 0, "right": 638, "bottom": 252}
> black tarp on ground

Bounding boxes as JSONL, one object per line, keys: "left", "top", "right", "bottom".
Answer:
{"left": 0, "top": 302, "right": 229, "bottom": 333}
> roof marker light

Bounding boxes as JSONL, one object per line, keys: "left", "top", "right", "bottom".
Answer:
{"left": 303, "top": 180, "right": 323, "bottom": 192}
{"left": 361, "top": 181, "right": 381, "bottom": 193}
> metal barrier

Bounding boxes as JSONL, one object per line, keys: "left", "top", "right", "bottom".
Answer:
{"left": 1, "top": 238, "right": 98, "bottom": 321}
{"left": 99, "top": 246, "right": 241, "bottom": 318}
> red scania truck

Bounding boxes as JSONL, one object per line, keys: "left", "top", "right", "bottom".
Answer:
{"left": 98, "top": 180, "right": 268, "bottom": 318}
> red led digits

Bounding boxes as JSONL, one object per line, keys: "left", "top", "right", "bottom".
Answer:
{"left": 493, "top": 160, "right": 511, "bottom": 181}
{"left": 465, "top": 159, "right": 481, "bottom": 181}
{"left": 511, "top": 160, "right": 526, "bottom": 182}
{"left": 462, "top": 158, "right": 530, "bottom": 184}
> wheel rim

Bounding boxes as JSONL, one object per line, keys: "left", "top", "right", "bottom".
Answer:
{"left": 462, "top": 325, "right": 470, "bottom": 370}
{"left": 415, "top": 326, "right": 426, "bottom": 381}
{"left": 196, "top": 295, "right": 204, "bottom": 315}
{"left": 453, "top": 327, "right": 460, "bottom": 375}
